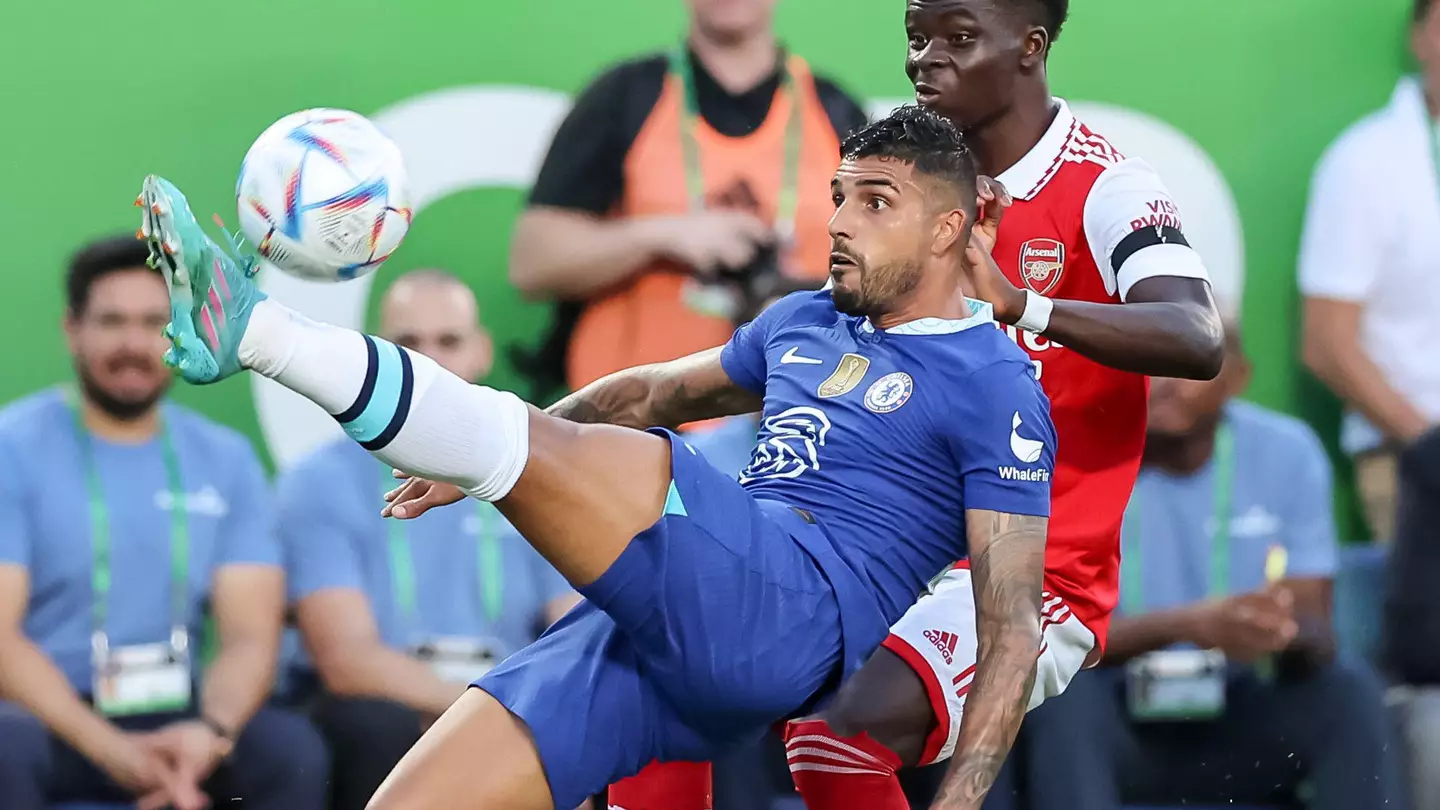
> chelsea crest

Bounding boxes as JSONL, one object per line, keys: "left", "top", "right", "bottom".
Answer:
{"left": 864, "top": 372, "right": 914, "bottom": 414}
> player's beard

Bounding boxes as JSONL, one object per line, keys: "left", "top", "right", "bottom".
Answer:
{"left": 831, "top": 258, "right": 924, "bottom": 320}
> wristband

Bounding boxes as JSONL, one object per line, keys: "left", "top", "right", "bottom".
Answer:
{"left": 1014, "top": 289, "right": 1054, "bottom": 334}
{"left": 200, "top": 714, "right": 235, "bottom": 743}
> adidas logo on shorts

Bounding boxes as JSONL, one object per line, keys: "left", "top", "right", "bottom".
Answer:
{"left": 923, "top": 629, "right": 958, "bottom": 665}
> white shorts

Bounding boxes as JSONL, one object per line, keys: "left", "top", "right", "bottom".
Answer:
{"left": 882, "top": 563, "right": 1096, "bottom": 765}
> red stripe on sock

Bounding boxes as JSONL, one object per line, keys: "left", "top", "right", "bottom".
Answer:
{"left": 783, "top": 719, "right": 908, "bottom": 810}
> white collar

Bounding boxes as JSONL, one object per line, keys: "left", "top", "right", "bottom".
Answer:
{"left": 1388, "top": 75, "right": 1430, "bottom": 127}
{"left": 859, "top": 298, "right": 995, "bottom": 335}
{"left": 994, "top": 98, "right": 1078, "bottom": 200}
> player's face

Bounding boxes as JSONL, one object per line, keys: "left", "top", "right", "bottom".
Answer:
{"left": 689, "top": 0, "right": 776, "bottom": 42}
{"left": 904, "top": 0, "right": 1040, "bottom": 130}
{"left": 381, "top": 280, "right": 492, "bottom": 383}
{"left": 64, "top": 268, "right": 173, "bottom": 419}
{"left": 827, "top": 156, "right": 933, "bottom": 318}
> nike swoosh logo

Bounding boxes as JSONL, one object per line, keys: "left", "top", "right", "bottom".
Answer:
{"left": 781, "top": 347, "right": 824, "bottom": 365}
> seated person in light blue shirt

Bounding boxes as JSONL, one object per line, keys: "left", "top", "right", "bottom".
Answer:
{"left": 1021, "top": 324, "right": 1396, "bottom": 810}
{"left": 0, "top": 236, "right": 327, "bottom": 810}
{"left": 278, "top": 269, "right": 577, "bottom": 810}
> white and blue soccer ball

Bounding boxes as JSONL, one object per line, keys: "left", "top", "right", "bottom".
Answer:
{"left": 236, "top": 108, "right": 411, "bottom": 283}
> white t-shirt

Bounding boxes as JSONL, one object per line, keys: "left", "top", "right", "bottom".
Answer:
{"left": 1297, "top": 76, "right": 1440, "bottom": 453}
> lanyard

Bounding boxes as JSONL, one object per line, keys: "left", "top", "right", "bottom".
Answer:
{"left": 1121, "top": 421, "right": 1234, "bottom": 615}
{"left": 66, "top": 396, "right": 188, "bottom": 645}
{"left": 381, "top": 466, "right": 503, "bottom": 631}
{"left": 671, "top": 46, "right": 804, "bottom": 243}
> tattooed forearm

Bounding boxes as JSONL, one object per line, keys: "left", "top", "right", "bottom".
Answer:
{"left": 932, "top": 510, "right": 1046, "bottom": 810}
{"left": 546, "top": 373, "right": 656, "bottom": 427}
{"left": 544, "top": 347, "right": 761, "bottom": 430}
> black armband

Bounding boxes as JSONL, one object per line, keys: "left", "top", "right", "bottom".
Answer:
{"left": 1111, "top": 225, "right": 1189, "bottom": 274}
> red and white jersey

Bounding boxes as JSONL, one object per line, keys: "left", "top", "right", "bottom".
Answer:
{"left": 991, "top": 100, "right": 1210, "bottom": 650}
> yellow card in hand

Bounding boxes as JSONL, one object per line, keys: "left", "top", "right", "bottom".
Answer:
{"left": 1264, "top": 545, "right": 1288, "bottom": 583}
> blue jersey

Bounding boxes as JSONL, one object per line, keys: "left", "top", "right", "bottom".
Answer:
{"left": 720, "top": 291, "right": 1056, "bottom": 621}
{"left": 478, "top": 293, "right": 1057, "bottom": 804}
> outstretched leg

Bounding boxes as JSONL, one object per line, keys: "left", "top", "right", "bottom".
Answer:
{"left": 141, "top": 175, "right": 667, "bottom": 587}
{"left": 365, "top": 686, "right": 553, "bottom": 810}
{"left": 142, "top": 175, "right": 849, "bottom": 808}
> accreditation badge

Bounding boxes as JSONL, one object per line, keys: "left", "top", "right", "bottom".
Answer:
{"left": 1125, "top": 649, "right": 1226, "bottom": 722}
{"left": 412, "top": 636, "right": 504, "bottom": 684}
{"left": 92, "top": 629, "right": 191, "bottom": 717}
{"left": 682, "top": 278, "right": 742, "bottom": 321}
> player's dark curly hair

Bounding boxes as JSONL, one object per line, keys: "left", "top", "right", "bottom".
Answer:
{"left": 65, "top": 234, "right": 156, "bottom": 316}
{"left": 1030, "top": 0, "right": 1070, "bottom": 42}
{"left": 841, "top": 105, "right": 977, "bottom": 213}
{"left": 1417, "top": 0, "right": 1435, "bottom": 22}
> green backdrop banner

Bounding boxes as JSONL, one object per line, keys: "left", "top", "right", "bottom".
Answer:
{"left": 0, "top": 0, "right": 1416, "bottom": 479}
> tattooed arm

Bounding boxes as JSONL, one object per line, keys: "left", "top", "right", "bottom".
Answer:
{"left": 931, "top": 510, "right": 1047, "bottom": 810}
{"left": 545, "top": 346, "right": 762, "bottom": 429}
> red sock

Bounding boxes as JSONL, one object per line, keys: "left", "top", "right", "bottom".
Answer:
{"left": 608, "top": 760, "right": 713, "bottom": 810}
{"left": 783, "top": 719, "right": 909, "bottom": 810}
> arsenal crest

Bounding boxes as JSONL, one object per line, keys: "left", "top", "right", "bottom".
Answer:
{"left": 1018, "top": 238, "right": 1065, "bottom": 296}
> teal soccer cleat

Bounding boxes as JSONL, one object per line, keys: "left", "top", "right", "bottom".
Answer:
{"left": 137, "top": 174, "right": 266, "bottom": 384}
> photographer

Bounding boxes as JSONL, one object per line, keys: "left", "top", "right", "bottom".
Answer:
{"left": 507, "top": 0, "right": 867, "bottom": 402}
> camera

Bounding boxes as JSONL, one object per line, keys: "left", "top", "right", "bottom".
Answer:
{"left": 684, "top": 242, "right": 789, "bottom": 324}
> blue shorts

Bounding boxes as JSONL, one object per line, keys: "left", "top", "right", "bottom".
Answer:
{"left": 476, "top": 429, "right": 887, "bottom": 809}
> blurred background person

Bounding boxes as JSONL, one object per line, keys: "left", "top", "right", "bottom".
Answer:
{"left": 277, "top": 269, "right": 579, "bottom": 810}
{"left": 0, "top": 236, "right": 326, "bottom": 810}
{"left": 1298, "top": 0, "right": 1440, "bottom": 542}
{"left": 1020, "top": 325, "right": 1397, "bottom": 809}
{"left": 507, "top": 0, "right": 867, "bottom": 405}
{"left": 1384, "top": 424, "right": 1440, "bottom": 808}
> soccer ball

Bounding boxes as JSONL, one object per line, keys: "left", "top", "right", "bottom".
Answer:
{"left": 236, "top": 108, "right": 411, "bottom": 283}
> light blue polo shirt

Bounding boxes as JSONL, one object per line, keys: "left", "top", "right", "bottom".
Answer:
{"left": 1119, "top": 400, "right": 1339, "bottom": 615}
{"left": 684, "top": 416, "right": 760, "bottom": 480}
{"left": 0, "top": 388, "right": 279, "bottom": 692}
{"left": 277, "top": 439, "right": 571, "bottom": 672}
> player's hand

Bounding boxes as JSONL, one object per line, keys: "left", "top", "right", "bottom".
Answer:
{"left": 646, "top": 211, "right": 775, "bottom": 278}
{"left": 961, "top": 177, "right": 1026, "bottom": 325}
{"left": 384, "top": 471, "right": 467, "bottom": 519}
{"left": 971, "top": 176, "right": 1010, "bottom": 254}
{"left": 1189, "top": 584, "right": 1299, "bottom": 663}
{"left": 92, "top": 729, "right": 190, "bottom": 806}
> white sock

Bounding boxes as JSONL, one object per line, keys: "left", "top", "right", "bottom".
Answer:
{"left": 238, "top": 299, "right": 529, "bottom": 500}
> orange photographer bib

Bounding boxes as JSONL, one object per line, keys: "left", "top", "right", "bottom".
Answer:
{"left": 566, "top": 54, "right": 840, "bottom": 391}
